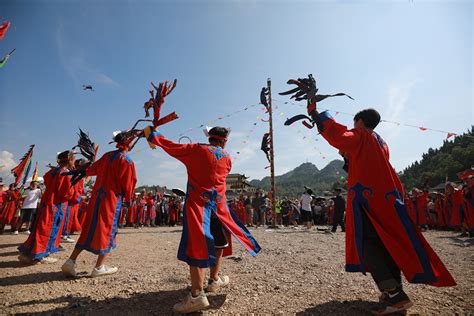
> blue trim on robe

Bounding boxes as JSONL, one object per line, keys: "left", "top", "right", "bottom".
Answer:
{"left": 315, "top": 110, "right": 333, "bottom": 132}
{"left": 45, "top": 203, "right": 64, "bottom": 255}
{"left": 62, "top": 204, "right": 71, "bottom": 236}
{"left": 347, "top": 182, "right": 373, "bottom": 273}
{"left": 148, "top": 130, "right": 163, "bottom": 142}
{"left": 19, "top": 203, "right": 65, "bottom": 260}
{"left": 75, "top": 192, "right": 122, "bottom": 255}
{"left": 226, "top": 204, "right": 260, "bottom": 255}
{"left": 385, "top": 190, "right": 436, "bottom": 283}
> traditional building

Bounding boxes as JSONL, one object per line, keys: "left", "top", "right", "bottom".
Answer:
{"left": 226, "top": 173, "right": 256, "bottom": 198}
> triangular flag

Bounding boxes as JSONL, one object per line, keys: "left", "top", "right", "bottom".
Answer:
{"left": 32, "top": 162, "right": 39, "bottom": 182}
{"left": 446, "top": 132, "right": 456, "bottom": 139}
{"left": 0, "top": 21, "right": 11, "bottom": 40}
{"left": 419, "top": 127, "right": 427, "bottom": 131}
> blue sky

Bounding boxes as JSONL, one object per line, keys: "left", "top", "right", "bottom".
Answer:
{"left": 0, "top": 0, "right": 472, "bottom": 189}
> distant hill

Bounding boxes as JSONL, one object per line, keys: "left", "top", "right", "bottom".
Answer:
{"left": 250, "top": 160, "right": 347, "bottom": 198}
{"left": 399, "top": 126, "right": 474, "bottom": 189}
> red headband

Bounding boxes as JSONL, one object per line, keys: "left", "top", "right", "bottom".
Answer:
{"left": 209, "top": 134, "right": 227, "bottom": 141}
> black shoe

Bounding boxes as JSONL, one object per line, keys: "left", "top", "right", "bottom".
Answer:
{"left": 373, "top": 289, "right": 413, "bottom": 315}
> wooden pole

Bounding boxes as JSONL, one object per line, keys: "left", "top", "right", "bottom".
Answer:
{"left": 267, "top": 78, "right": 277, "bottom": 227}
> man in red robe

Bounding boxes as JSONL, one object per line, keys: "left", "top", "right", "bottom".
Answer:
{"left": 61, "top": 171, "right": 85, "bottom": 242}
{"left": 463, "top": 178, "right": 474, "bottom": 237}
{"left": 144, "top": 125, "right": 261, "bottom": 314}
{"left": 0, "top": 179, "right": 6, "bottom": 211}
{"left": 62, "top": 131, "right": 137, "bottom": 278}
{"left": 135, "top": 190, "right": 146, "bottom": 226}
{"left": 18, "top": 151, "right": 75, "bottom": 263}
{"left": 413, "top": 189, "right": 429, "bottom": 230}
{"left": 434, "top": 193, "right": 447, "bottom": 228}
{"left": 126, "top": 195, "right": 137, "bottom": 227}
{"left": 0, "top": 184, "right": 21, "bottom": 233}
{"left": 306, "top": 104, "right": 455, "bottom": 314}
{"left": 445, "top": 183, "right": 465, "bottom": 230}
{"left": 145, "top": 192, "right": 156, "bottom": 226}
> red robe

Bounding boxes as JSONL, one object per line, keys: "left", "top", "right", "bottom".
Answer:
{"left": 145, "top": 196, "right": 156, "bottom": 221}
{"left": 146, "top": 129, "right": 261, "bottom": 267}
{"left": 0, "top": 189, "right": 20, "bottom": 226}
{"left": 415, "top": 193, "right": 429, "bottom": 226}
{"left": 445, "top": 190, "right": 465, "bottom": 228}
{"left": 75, "top": 150, "right": 136, "bottom": 254}
{"left": 434, "top": 196, "right": 446, "bottom": 228}
{"left": 169, "top": 200, "right": 179, "bottom": 223}
{"left": 464, "top": 187, "right": 474, "bottom": 232}
{"left": 78, "top": 196, "right": 89, "bottom": 226}
{"left": 19, "top": 167, "right": 74, "bottom": 260}
{"left": 127, "top": 201, "right": 137, "bottom": 225}
{"left": 327, "top": 205, "right": 334, "bottom": 225}
{"left": 136, "top": 197, "right": 146, "bottom": 224}
{"left": 405, "top": 198, "right": 416, "bottom": 224}
{"left": 314, "top": 110, "right": 455, "bottom": 286}
{"left": 230, "top": 200, "right": 246, "bottom": 224}
{"left": 64, "top": 180, "right": 84, "bottom": 236}
{"left": 0, "top": 190, "right": 7, "bottom": 212}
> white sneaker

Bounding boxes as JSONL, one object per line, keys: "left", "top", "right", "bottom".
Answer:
{"left": 40, "top": 256, "right": 58, "bottom": 264}
{"left": 61, "top": 236, "right": 75, "bottom": 243}
{"left": 12, "top": 230, "right": 19, "bottom": 235}
{"left": 207, "top": 275, "right": 230, "bottom": 293}
{"left": 91, "top": 265, "right": 118, "bottom": 277}
{"left": 173, "top": 291, "right": 210, "bottom": 314}
{"left": 61, "top": 259, "right": 77, "bottom": 277}
{"left": 22, "top": 230, "right": 31, "bottom": 235}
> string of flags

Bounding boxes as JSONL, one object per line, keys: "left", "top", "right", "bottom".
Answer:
{"left": 133, "top": 95, "right": 465, "bottom": 161}
{"left": 272, "top": 98, "right": 462, "bottom": 140}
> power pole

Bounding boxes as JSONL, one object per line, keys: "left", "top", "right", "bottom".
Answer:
{"left": 267, "top": 78, "right": 277, "bottom": 227}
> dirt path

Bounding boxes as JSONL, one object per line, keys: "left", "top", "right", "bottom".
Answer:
{"left": 0, "top": 227, "right": 472, "bottom": 315}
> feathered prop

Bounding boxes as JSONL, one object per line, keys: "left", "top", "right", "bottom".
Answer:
{"left": 11, "top": 144, "right": 34, "bottom": 187}
{"left": 74, "top": 128, "right": 99, "bottom": 162}
{"left": 144, "top": 79, "right": 178, "bottom": 127}
{"left": 280, "top": 74, "right": 353, "bottom": 129}
{"left": 66, "top": 129, "right": 99, "bottom": 185}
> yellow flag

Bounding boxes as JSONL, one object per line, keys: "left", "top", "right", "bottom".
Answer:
{"left": 32, "top": 162, "right": 39, "bottom": 182}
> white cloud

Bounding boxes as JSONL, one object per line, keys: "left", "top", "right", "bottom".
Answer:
{"left": 0, "top": 151, "right": 16, "bottom": 181}
{"left": 379, "top": 78, "right": 417, "bottom": 141}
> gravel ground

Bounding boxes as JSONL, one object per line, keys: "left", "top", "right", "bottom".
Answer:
{"left": 0, "top": 226, "right": 473, "bottom": 315}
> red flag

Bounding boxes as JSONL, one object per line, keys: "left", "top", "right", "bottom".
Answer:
{"left": 419, "top": 127, "right": 427, "bottom": 131}
{"left": 0, "top": 21, "right": 11, "bottom": 40}
{"left": 446, "top": 132, "right": 456, "bottom": 139}
{"left": 11, "top": 145, "right": 35, "bottom": 186}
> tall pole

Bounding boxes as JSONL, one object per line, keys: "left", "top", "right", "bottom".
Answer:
{"left": 267, "top": 78, "right": 277, "bottom": 227}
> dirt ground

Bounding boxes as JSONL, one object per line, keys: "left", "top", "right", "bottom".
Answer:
{"left": 0, "top": 226, "right": 473, "bottom": 315}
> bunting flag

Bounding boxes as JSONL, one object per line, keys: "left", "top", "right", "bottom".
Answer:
{"left": 32, "top": 162, "right": 39, "bottom": 182}
{"left": 0, "top": 48, "right": 16, "bottom": 68}
{"left": 11, "top": 144, "right": 35, "bottom": 186}
{"left": 0, "top": 20, "right": 11, "bottom": 40}
{"left": 273, "top": 98, "right": 462, "bottom": 139}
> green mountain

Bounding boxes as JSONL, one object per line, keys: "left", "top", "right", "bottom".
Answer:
{"left": 399, "top": 126, "right": 474, "bottom": 189}
{"left": 250, "top": 160, "right": 347, "bottom": 198}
